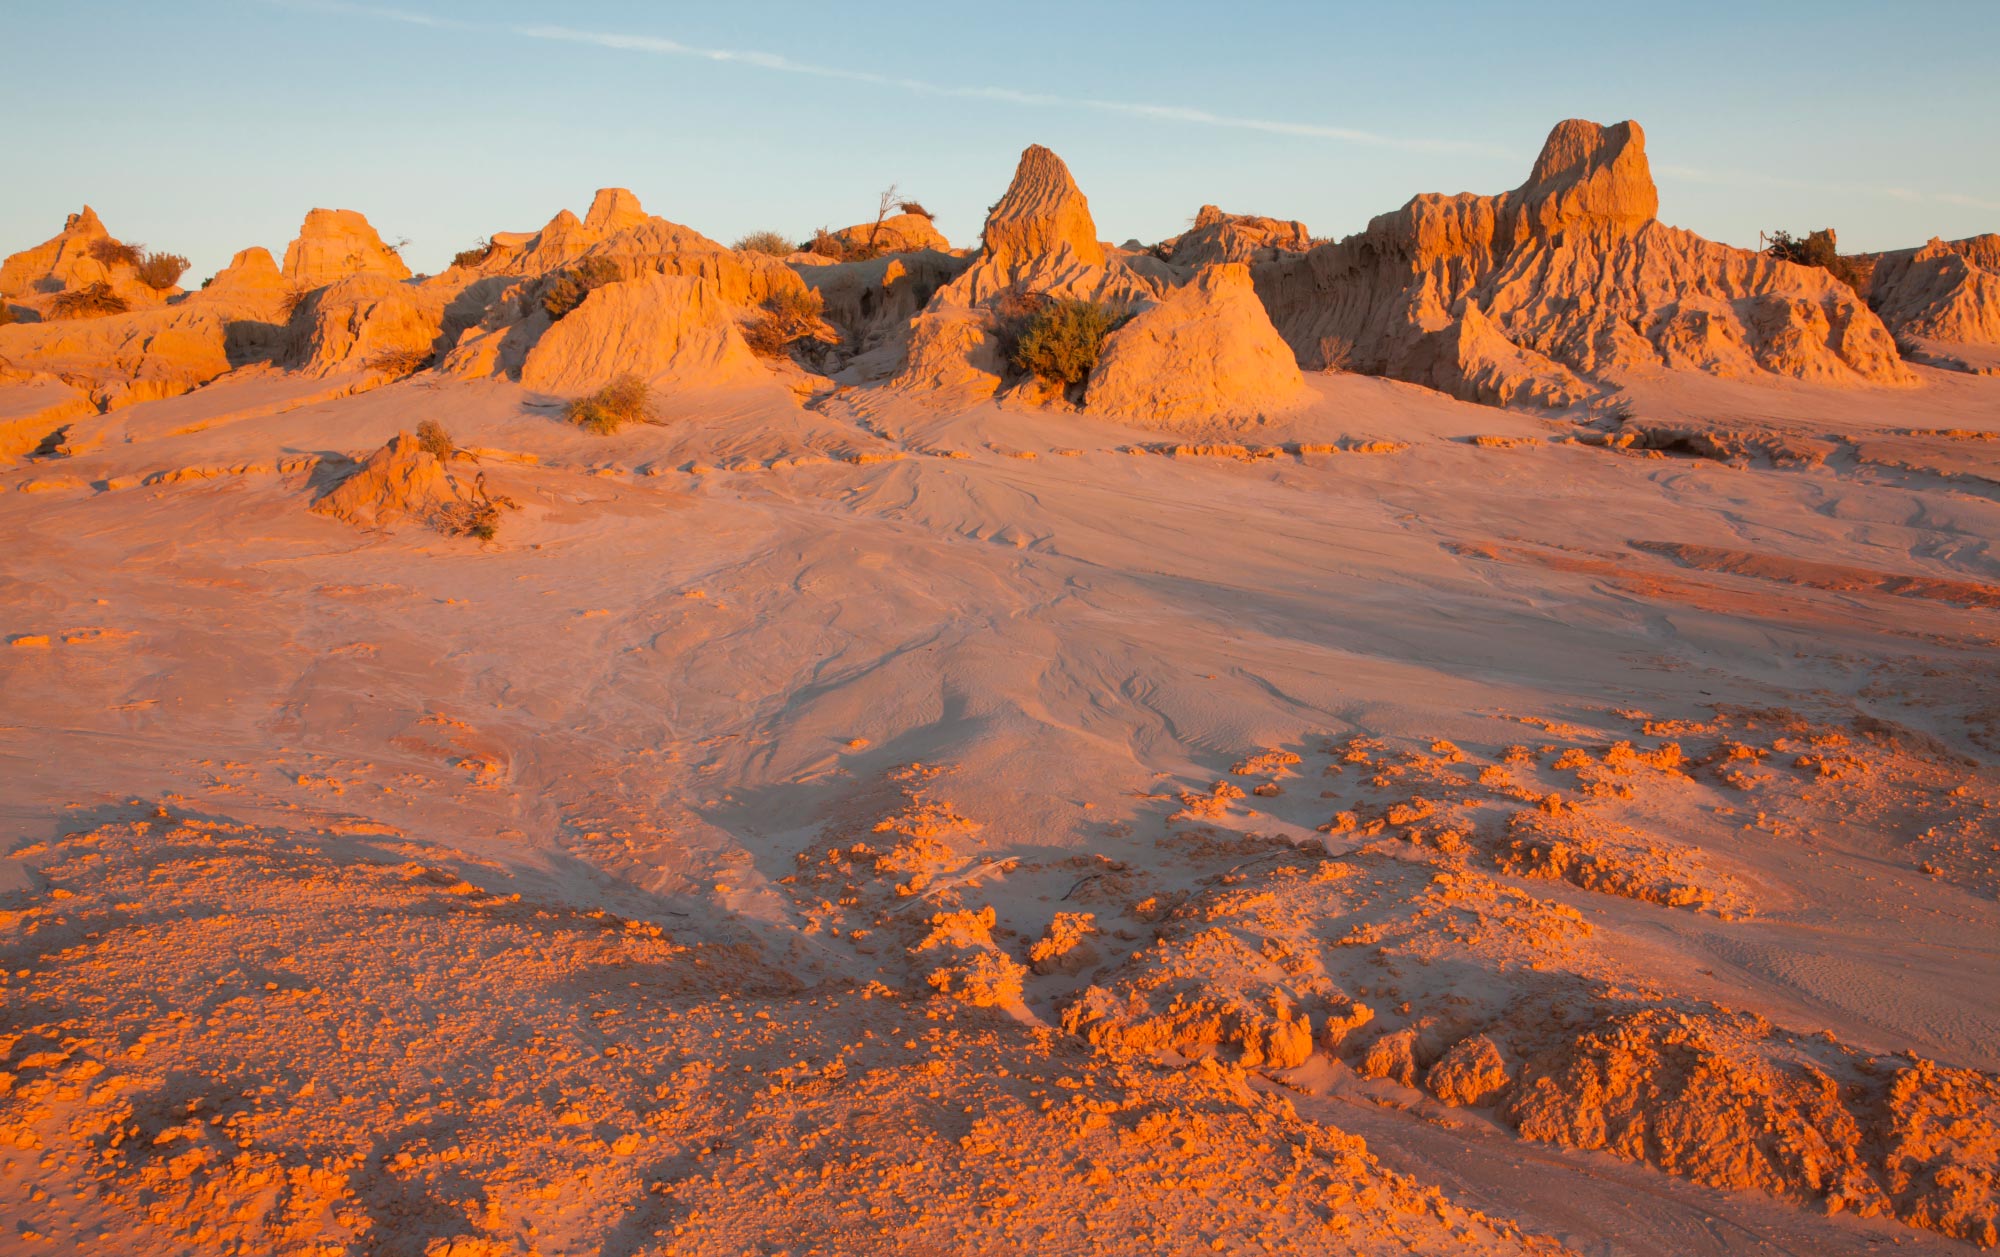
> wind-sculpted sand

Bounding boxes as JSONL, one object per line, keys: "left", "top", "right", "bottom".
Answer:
{"left": 2, "top": 118, "right": 1998, "bottom": 1255}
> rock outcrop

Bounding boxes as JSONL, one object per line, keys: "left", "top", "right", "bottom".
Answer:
{"left": 1168, "top": 206, "right": 1312, "bottom": 269}
{"left": 281, "top": 209, "right": 411, "bottom": 290}
{"left": 519, "top": 273, "right": 760, "bottom": 395}
{"left": 1868, "top": 235, "right": 2000, "bottom": 351}
{"left": 823, "top": 213, "right": 951, "bottom": 257}
{"left": 0, "top": 305, "right": 231, "bottom": 410}
{"left": 291, "top": 274, "right": 446, "bottom": 376}
{"left": 0, "top": 206, "right": 176, "bottom": 313}
{"left": 1253, "top": 118, "right": 1913, "bottom": 404}
{"left": 311, "top": 431, "right": 493, "bottom": 532}
{"left": 886, "top": 145, "right": 1164, "bottom": 396}
{"left": 1086, "top": 264, "right": 1307, "bottom": 427}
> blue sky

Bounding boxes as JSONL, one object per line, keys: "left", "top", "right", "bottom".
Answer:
{"left": 4, "top": 0, "right": 1996, "bottom": 280}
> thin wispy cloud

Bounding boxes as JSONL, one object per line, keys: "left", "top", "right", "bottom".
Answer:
{"left": 260, "top": 0, "right": 1513, "bottom": 158}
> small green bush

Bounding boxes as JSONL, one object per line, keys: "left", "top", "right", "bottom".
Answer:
{"left": 541, "top": 256, "right": 622, "bottom": 321}
{"left": 415, "top": 419, "right": 456, "bottom": 461}
{"left": 563, "top": 374, "right": 653, "bottom": 434}
{"left": 48, "top": 282, "right": 129, "bottom": 319}
{"left": 733, "top": 230, "right": 796, "bottom": 257}
{"left": 88, "top": 238, "right": 142, "bottom": 269}
{"left": 451, "top": 238, "right": 497, "bottom": 269}
{"left": 744, "top": 286, "right": 826, "bottom": 357}
{"left": 134, "top": 250, "right": 189, "bottom": 290}
{"left": 1765, "top": 228, "right": 1868, "bottom": 292}
{"left": 1008, "top": 298, "right": 1124, "bottom": 386}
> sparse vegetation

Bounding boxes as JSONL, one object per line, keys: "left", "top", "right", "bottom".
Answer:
{"left": 134, "top": 250, "right": 190, "bottom": 290}
{"left": 563, "top": 374, "right": 653, "bottom": 434}
{"left": 898, "top": 200, "right": 934, "bottom": 220}
{"left": 280, "top": 284, "right": 314, "bottom": 321}
{"left": 541, "top": 256, "right": 622, "bottom": 321}
{"left": 48, "top": 282, "right": 129, "bottom": 319}
{"left": 0, "top": 302, "right": 15, "bottom": 327}
{"left": 88, "top": 238, "right": 142, "bottom": 269}
{"left": 1765, "top": 228, "right": 1868, "bottom": 292}
{"left": 743, "top": 286, "right": 826, "bottom": 357}
{"left": 415, "top": 419, "right": 456, "bottom": 461}
{"left": 364, "top": 345, "right": 433, "bottom": 377}
{"left": 451, "top": 238, "right": 498, "bottom": 269}
{"left": 1007, "top": 297, "right": 1126, "bottom": 387}
{"left": 733, "top": 231, "right": 796, "bottom": 257}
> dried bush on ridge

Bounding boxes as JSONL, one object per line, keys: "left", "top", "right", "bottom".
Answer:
{"left": 541, "top": 256, "right": 622, "bottom": 321}
{"left": 733, "top": 230, "right": 796, "bottom": 257}
{"left": 134, "top": 250, "right": 189, "bottom": 290}
{"left": 451, "top": 238, "right": 498, "bottom": 269}
{"left": 1766, "top": 228, "right": 1869, "bottom": 293}
{"left": 564, "top": 374, "right": 653, "bottom": 435}
{"left": 1008, "top": 298, "right": 1125, "bottom": 387}
{"left": 415, "top": 419, "right": 455, "bottom": 461}
{"left": 88, "top": 238, "right": 142, "bottom": 269}
{"left": 48, "top": 282, "right": 129, "bottom": 320}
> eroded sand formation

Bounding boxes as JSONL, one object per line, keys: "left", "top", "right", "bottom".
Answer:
{"left": 2, "top": 117, "right": 1998, "bottom": 1256}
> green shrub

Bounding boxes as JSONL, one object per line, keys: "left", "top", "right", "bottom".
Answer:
{"left": 541, "top": 256, "right": 621, "bottom": 321}
{"left": 743, "top": 286, "right": 825, "bottom": 357}
{"left": 1765, "top": 228, "right": 1868, "bottom": 292}
{"left": 451, "top": 238, "right": 497, "bottom": 269}
{"left": 48, "top": 282, "right": 129, "bottom": 319}
{"left": 733, "top": 230, "right": 796, "bottom": 257}
{"left": 88, "top": 238, "right": 142, "bottom": 269}
{"left": 134, "top": 250, "right": 189, "bottom": 290}
{"left": 563, "top": 374, "right": 653, "bottom": 434}
{"left": 1008, "top": 298, "right": 1124, "bottom": 386}
{"left": 415, "top": 419, "right": 455, "bottom": 460}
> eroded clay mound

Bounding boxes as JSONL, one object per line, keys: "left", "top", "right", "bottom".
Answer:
{"left": 1086, "top": 263, "right": 1308, "bottom": 427}
{"left": 982, "top": 144, "right": 1106, "bottom": 277}
{"left": 1253, "top": 118, "right": 1912, "bottom": 405}
{"left": 824, "top": 212, "right": 951, "bottom": 256}
{"left": 310, "top": 431, "right": 484, "bottom": 530}
{"left": 0, "top": 304, "right": 231, "bottom": 410}
{"left": 280, "top": 208, "right": 411, "bottom": 290}
{"left": 1869, "top": 235, "right": 2000, "bottom": 347}
{"left": 518, "top": 272, "right": 760, "bottom": 395}
{"left": 1168, "top": 205, "right": 1312, "bottom": 268}
{"left": 0, "top": 206, "right": 178, "bottom": 314}
{"left": 291, "top": 274, "right": 445, "bottom": 376}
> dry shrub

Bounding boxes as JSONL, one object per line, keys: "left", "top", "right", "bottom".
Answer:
{"left": 88, "top": 238, "right": 142, "bottom": 269}
{"left": 415, "top": 419, "right": 455, "bottom": 461}
{"left": 433, "top": 496, "right": 509, "bottom": 541}
{"left": 743, "top": 286, "right": 826, "bottom": 358}
{"left": 0, "top": 302, "right": 15, "bottom": 327}
{"left": 363, "top": 345, "right": 433, "bottom": 376}
{"left": 134, "top": 250, "right": 189, "bottom": 290}
{"left": 1766, "top": 228, "right": 1869, "bottom": 292}
{"left": 1007, "top": 297, "right": 1124, "bottom": 386}
{"left": 733, "top": 230, "right": 796, "bottom": 257}
{"left": 48, "top": 282, "right": 129, "bottom": 320}
{"left": 451, "top": 238, "right": 497, "bottom": 269}
{"left": 541, "top": 256, "right": 622, "bottom": 321}
{"left": 898, "top": 200, "right": 934, "bottom": 219}
{"left": 564, "top": 374, "right": 653, "bottom": 434}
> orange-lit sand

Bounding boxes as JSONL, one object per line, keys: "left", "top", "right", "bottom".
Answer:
{"left": 2, "top": 120, "right": 1997, "bottom": 1255}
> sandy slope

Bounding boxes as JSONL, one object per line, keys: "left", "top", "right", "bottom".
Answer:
{"left": 2, "top": 362, "right": 1997, "bottom": 1254}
